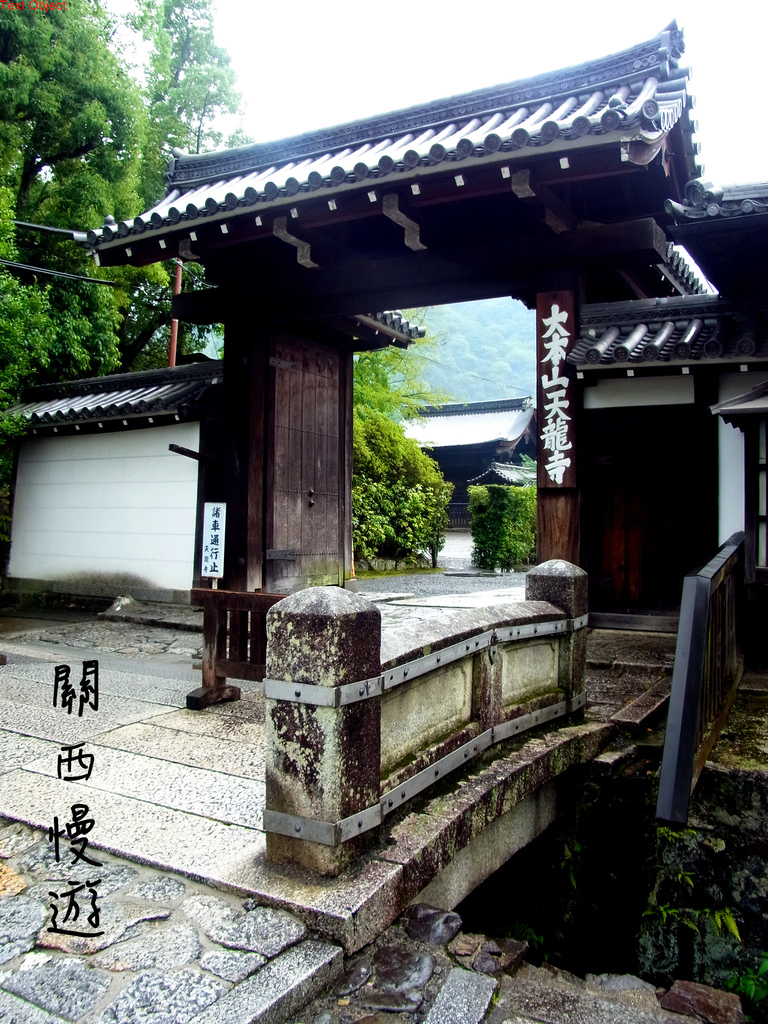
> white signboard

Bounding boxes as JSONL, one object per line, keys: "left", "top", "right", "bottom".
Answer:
{"left": 201, "top": 502, "right": 226, "bottom": 578}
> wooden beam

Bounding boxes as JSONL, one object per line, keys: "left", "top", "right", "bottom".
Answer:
{"left": 174, "top": 218, "right": 667, "bottom": 325}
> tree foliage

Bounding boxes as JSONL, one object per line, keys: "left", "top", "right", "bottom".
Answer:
{"left": 353, "top": 312, "right": 452, "bottom": 421}
{"left": 468, "top": 484, "right": 537, "bottom": 570}
{"left": 352, "top": 411, "right": 452, "bottom": 566}
{"left": 127, "top": 0, "right": 241, "bottom": 204}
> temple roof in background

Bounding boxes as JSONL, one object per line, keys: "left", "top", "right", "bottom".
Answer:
{"left": 404, "top": 399, "right": 534, "bottom": 449}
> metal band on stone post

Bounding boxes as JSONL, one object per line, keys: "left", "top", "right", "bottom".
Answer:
{"left": 263, "top": 587, "right": 382, "bottom": 875}
{"left": 525, "top": 560, "right": 588, "bottom": 699}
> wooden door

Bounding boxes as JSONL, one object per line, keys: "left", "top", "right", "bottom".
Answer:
{"left": 265, "top": 333, "right": 345, "bottom": 593}
{"left": 583, "top": 405, "right": 717, "bottom": 614}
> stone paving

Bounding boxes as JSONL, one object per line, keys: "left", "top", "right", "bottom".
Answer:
{"left": 0, "top": 567, "right": 696, "bottom": 1024}
{"left": 0, "top": 816, "right": 342, "bottom": 1024}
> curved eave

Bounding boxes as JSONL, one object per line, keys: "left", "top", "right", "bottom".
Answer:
{"left": 92, "top": 130, "right": 686, "bottom": 267}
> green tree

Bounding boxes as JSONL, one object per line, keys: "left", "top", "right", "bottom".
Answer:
{"left": 1, "top": 0, "right": 145, "bottom": 382}
{"left": 127, "top": 0, "right": 242, "bottom": 204}
{"left": 352, "top": 411, "right": 452, "bottom": 567}
{"left": 353, "top": 311, "right": 452, "bottom": 421}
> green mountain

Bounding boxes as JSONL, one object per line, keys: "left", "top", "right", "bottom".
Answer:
{"left": 419, "top": 297, "right": 536, "bottom": 404}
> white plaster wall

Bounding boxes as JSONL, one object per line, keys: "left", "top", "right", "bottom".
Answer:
{"left": 717, "top": 373, "right": 768, "bottom": 544}
{"left": 9, "top": 422, "right": 200, "bottom": 591}
{"left": 583, "top": 375, "right": 695, "bottom": 409}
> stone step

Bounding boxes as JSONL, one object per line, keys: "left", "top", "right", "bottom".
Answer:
{"left": 188, "top": 940, "right": 343, "bottom": 1024}
{"left": 423, "top": 966, "right": 498, "bottom": 1024}
{"left": 611, "top": 676, "right": 672, "bottom": 729}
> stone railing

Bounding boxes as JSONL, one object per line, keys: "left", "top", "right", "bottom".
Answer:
{"left": 262, "top": 560, "right": 587, "bottom": 875}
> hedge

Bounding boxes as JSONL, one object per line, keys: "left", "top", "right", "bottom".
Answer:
{"left": 468, "top": 483, "right": 537, "bottom": 570}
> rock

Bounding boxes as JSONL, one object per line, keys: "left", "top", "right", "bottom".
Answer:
{"left": 466, "top": 938, "right": 528, "bottom": 976}
{"left": 587, "top": 973, "right": 657, "bottom": 994}
{"left": 123, "top": 875, "right": 187, "bottom": 903}
{"left": 496, "top": 938, "right": 528, "bottom": 975}
{"left": 1, "top": 988, "right": 71, "bottom": 1023}
{"left": 1, "top": 956, "right": 112, "bottom": 1021}
{"left": 660, "top": 980, "right": 744, "bottom": 1024}
{"left": 37, "top": 902, "right": 170, "bottom": 955}
{"left": 373, "top": 945, "right": 433, "bottom": 992}
{"left": 0, "top": 896, "right": 47, "bottom": 965}
{"left": 92, "top": 923, "right": 201, "bottom": 972}
{"left": 359, "top": 990, "right": 423, "bottom": 1012}
{"left": 314, "top": 1013, "right": 336, "bottom": 1024}
{"left": 423, "top": 967, "right": 497, "bottom": 1024}
{"left": 471, "top": 940, "right": 504, "bottom": 976}
{"left": 335, "top": 957, "right": 373, "bottom": 995}
{"left": 0, "top": 822, "right": 40, "bottom": 859}
{"left": 18, "top": 843, "right": 138, "bottom": 896}
{"left": 184, "top": 893, "right": 306, "bottom": 957}
{"left": 402, "top": 904, "right": 462, "bottom": 946}
{"left": 448, "top": 933, "right": 482, "bottom": 959}
{"left": 217, "top": 907, "right": 305, "bottom": 957}
{"left": 18, "top": 952, "right": 52, "bottom": 971}
{"left": 200, "top": 949, "right": 266, "bottom": 982}
{"left": 95, "top": 968, "right": 225, "bottom": 1024}
{"left": 0, "top": 862, "right": 26, "bottom": 896}
{"left": 182, "top": 893, "right": 238, "bottom": 930}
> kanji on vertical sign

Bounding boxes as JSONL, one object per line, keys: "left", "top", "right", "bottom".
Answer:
{"left": 536, "top": 291, "right": 576, "bottom": 488}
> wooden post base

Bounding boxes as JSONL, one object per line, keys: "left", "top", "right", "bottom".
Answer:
{"left": 186, "top": 684, "right": 242, "bottom": 711}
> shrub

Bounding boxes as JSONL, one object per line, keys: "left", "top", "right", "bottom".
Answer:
{"left": 468, "top": 483, "right": 537, "bottom": 570}
{"left": 352, "top": 411, "right": 453, "bottom": 565}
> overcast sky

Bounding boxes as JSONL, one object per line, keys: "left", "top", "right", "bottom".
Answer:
{"left": 204, "top": 0, "right": 765, "bottom": 186}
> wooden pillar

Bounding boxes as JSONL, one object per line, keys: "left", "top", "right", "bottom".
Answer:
{"left": 220, "top": 317, "right": 268, "bottom": 592}
{"left": 536, "top": 289, "right": 580, "bottom": 565}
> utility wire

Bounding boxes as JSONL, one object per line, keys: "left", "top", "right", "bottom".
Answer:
{"left": 0, "top": 258, "right": 119, "bottom": 287}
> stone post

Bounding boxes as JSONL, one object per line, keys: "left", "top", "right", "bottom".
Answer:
{"left": 525, "top": 560, "right": 587, "bottom": 699}
{"left": 264, "top": 587, "right": 382, "bottom": 876}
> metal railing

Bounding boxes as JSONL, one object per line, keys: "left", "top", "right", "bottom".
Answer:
{"left": 656, "top": 532, "right": 745, "bottom": 824}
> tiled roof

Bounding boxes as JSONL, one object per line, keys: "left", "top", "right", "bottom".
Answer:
{"left": 711, "top": 381, "right": 768, "bottom": 424}
{"left": 571, "top": 295, "right": 768, "bottom": 368}
{"left": 665, "top": 179, "right": 768, "bottom": 222}
{"left": 86, "top": 23, "right": 696, "bottom": 260}
{"left": 7, "top": 361, "right": 221, "bottom": 430}
{"left": 404, "top": 399, "right": 534, "bottom": 448}
{"left": 468, "top": 461, "right": 536, "bottom": 486}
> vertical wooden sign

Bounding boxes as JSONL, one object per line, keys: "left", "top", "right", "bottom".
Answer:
{"left": 537, "top": 290, "right": 576, "bottom": 489}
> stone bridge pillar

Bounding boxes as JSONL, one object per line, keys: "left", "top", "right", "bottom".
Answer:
{"left": 263, "top": 587, "right": 381, "bottom": 875}
{"left": 525, "top": 559, "right": 588, "bottom": 698}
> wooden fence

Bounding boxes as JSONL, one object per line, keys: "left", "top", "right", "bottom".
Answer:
{"left": 656, "top": 532, "right": 745, "bottom": 824}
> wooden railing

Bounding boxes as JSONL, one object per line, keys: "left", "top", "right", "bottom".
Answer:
{"left": 187, "top": 589, "right": 283, "bottom": 710}
{"left": 656, "top": 532, "right": 745, "bottom": 824}
{"left": 447, "top": 503, "right": 471, "bottom": 527}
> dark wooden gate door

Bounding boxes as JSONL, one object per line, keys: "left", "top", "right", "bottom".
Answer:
{"left": 583, "top": 405, "right": 717, "bottom": 615}
{"left": 265, "top": 332, "right": 346, "bottom": 593}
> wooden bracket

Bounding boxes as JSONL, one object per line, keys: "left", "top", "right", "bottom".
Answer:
{"left": 382, "top": 194, "right": 426, "bottom": 251}
{"left": 273, "top": 216, "right": 319, "bottom": 268}
{"left": 168, "top": 443, "right": 216, "bottom": 464}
